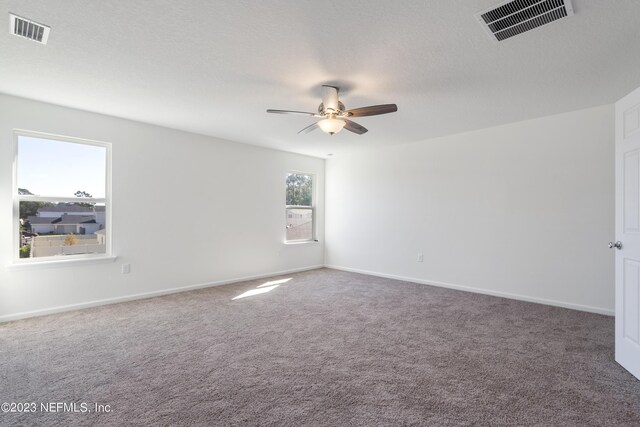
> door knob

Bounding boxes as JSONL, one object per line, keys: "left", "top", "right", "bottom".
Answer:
{"left": 608, "top": 241, "right": 623, "bottom": 250}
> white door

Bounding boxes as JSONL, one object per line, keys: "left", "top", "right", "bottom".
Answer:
{"left": 615, "top": 86, "right": 640, "bottom": 380}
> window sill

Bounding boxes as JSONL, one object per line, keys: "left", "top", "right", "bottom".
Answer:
{"left": 284, "top": 240, "right": 320, "bottom": 246}
{"left": 7, "top": 255, "right": 117, "bottom": 271}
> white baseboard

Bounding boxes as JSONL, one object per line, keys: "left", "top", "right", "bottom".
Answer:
{"left": 3, "top": 264, "right": 613, "bottom": 322}
{"left": 0, "top": 265, "right": 324, "bottom": 323}
{"left": 325, "top": 264, "right": 614, "bottom": 316}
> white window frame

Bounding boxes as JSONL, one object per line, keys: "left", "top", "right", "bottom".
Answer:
{"left": 285, "top": 171, "right": 315, "bottom": 243}
{"left": 12, "top": 129, "right": 113, "bottom": 265}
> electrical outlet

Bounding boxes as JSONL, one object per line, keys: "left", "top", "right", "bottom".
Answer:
{"left": 121, "top": 263, "right": 131, "bottom": 274}
{"left": 417, "top": 253, "right": 423, "bottom": 263}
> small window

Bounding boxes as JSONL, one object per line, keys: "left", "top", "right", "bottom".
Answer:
{"left": 14, "top": 131, "right": 111, "bottom": 262}
{"left": 285, "top": 172, "right": 314, "bottom": 242}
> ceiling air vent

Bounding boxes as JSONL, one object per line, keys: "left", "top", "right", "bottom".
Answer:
{"left": 9, "top": 13, "right": 50, "bottom": 44}
{"left": 475, "top": 0, "right": 573, "bottom": 42}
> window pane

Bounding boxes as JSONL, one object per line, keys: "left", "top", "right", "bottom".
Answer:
{"left": 17, "top": 136, "right": 106, "bottom": 198}
{"left": 19, "top": 201, "right": 107, "bottom": 258}
{"left": 286, "top": 208, "right": 313, "bottom": 241}
{"left": 286, "top": 173, "right": 312, "bottom": 206}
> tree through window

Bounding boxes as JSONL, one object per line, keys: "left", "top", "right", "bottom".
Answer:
{"left": 286, "top": 173, "right": 314, "bottom": 242}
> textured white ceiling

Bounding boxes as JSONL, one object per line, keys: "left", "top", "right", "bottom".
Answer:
{"left": 1, "top": 0, "right": 640, "bottom": 158}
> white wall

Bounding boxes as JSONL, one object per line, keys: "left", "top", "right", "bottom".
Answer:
{"left": 0, "top": 94, "right": 324, "bottom": 321}
{"left": 0, "top": 95, "right": 615, "bottom": 319}
{"left": 325, "top": 105, "right": 614, "bottom": 314}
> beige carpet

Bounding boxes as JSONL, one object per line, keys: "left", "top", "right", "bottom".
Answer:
{"left": 1, "top": 268, "right": 639, "bottom": 426}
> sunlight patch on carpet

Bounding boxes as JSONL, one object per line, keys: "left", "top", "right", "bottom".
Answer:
{"left": 258, "top": 278, "right": 292, "bottom": 288}
{"left": 232, "top": 285, "right": 280, "bottom": 300}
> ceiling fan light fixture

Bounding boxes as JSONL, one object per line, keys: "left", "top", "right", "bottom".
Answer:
{"left": 267, "top": 85, "right": 396, "bottom": 136}
{"left": 318, "top": 117, "right": 345, "bottom": 135}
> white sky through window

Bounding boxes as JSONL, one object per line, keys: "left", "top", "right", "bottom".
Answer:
{"left": 17, "top": 136, "right": 106, "bottom": 198}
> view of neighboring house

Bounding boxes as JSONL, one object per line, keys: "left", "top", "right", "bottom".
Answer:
{"left": 22, "top": 204, "right": 107, "bottom": 258}
{"left": 28, "top": 214, "right": 99, "bottom": 235}
{"left": 27, "top": 204, "right": 105, "bottom": 235}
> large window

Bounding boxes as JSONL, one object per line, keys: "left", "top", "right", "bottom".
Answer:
{"left": 285, "top": 172, "right": 314, "bottom": 242}
{"left": 14, "top": 131, "right": 111, "bottom": 262}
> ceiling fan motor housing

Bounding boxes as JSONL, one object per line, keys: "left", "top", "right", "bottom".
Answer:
{"left": 318, "top": 101, "right": 345, "bottom": 116}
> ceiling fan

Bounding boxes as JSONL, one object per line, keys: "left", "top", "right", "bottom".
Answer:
{"left": 267, "top": 85, "right": 397, "bottom": 135}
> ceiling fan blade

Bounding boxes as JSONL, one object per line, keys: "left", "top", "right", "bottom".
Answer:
{"left": 297, "top": 122, "right": 319, "bottom": 135}
{"left": 321, "top": 85, "right": 339, "bottom": 113}
{"left": 344, "top": 119, "right": 368, "bottom": 135}
{"left": 267, "top": 109, "right": 318, "bottom": 116}
{"left": 345, "top": 104, "right": 398, "bottom": 117}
